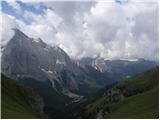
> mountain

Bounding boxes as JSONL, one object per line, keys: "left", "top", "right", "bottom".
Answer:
{"left": 1, "top": 29, "right": 158, "bottom": 118}
{"left": 71, "top": 67, "right": 159, "bottom": 118}
{"left": 80, "top": 57, "right": 157, "bottom": 85}
{"left": 1, "top": 29, "right": 100, "bottom": 118}
{"left": 1, "top": 74, "right": 45, "bottom": 118}
{"left": 1, "top": 29, "right": 100, "bottom": 96}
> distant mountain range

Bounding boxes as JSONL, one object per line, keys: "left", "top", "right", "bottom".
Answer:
{"left": 1, "top": 29, "right": 158, "bottom": 118}
{"left": 80, "top": 57, "right": 157, "bottom": 85}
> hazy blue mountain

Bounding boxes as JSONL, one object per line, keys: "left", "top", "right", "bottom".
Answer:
{"left": 80, "top": 57, "right": 157, "bottom": 85}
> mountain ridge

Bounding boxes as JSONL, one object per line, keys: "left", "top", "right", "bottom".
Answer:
{"left": 1, "top": 29, "right": 100, "bottom": 97}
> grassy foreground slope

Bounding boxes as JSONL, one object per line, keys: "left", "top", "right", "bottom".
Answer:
{"left": 83, "top": 67, "right": 159, "bottom": 119}
{"left": 107, "top": 86, "right": 158, "bottom": 118}
{"left": 1, "top": 74, "right": 44, "bottom": 119}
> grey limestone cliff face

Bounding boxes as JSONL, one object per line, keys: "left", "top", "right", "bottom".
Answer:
{"left": 91, "top": 57, "right": 109, "bottom": 72}
{"left": 1, "top": 29, "right": 93, "bottom": 94}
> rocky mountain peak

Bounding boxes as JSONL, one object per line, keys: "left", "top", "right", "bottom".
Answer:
{"left": 1, "top": 29, "right": 97, "bottom": 96}
{"left": 92, "top": 57, "right": 108, "bottom": 72}
{"left": 12, "top": 28, "right": 29, "bottom": 39}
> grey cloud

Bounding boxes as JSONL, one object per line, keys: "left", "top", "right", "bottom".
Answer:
{"left": 1, "top": 1, "right": 159, "bottom": 61}
{"left": 132, "top": 6, "right": 159, "bottom": 42}
{"left": 44, "top": 1, "right": 95, "bottom": 27}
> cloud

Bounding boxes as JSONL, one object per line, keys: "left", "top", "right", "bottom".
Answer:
{"left": 5, "top": 0, "right": 22, "bottom": 14}
{"left": 0, "top": 12, "right": 19, "bottom": 48}
{"left": 16, "top": 8, "right": 62, "bottom": 45}
{"left": 1, "top": 0, "right": 159, "bottom": 61}
{"left": 81, "top": 1, "right": 158, "bottom": 60}
{"left": 1, "top": 1, "right": 62, "bottom": 46}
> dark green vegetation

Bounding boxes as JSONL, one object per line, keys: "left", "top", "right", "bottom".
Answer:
{"left": 20, "top": 77, "right": 72, "bottom": 118}
{"left": 1, "top": 74, "right": 44, "bottom": 119}
{"left": 69, "top": 67, "right": 159, "bottom": 119}
{"left": 107, "top": 87, "right": 158, "bottom": 118}
{"left": 20, "top": 77, "right": 100, "bottom": 118}
{"left": 1, "top": 75, "right": 100, "bottom": 119}
{"left": 1, "top": 67, "right": 159, "bottom": 119}
{"left": 84, "top": 65, "right": 113, "bottom": 85}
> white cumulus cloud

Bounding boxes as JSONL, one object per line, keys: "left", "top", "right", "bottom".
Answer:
{"left": 1, "top": 0, "right": 159, "bottom": 61}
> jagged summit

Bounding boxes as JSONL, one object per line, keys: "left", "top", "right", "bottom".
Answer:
{"left": 12, "top": 28, "right": 46, "bottom": 45}
{"left": 1, "top": 29, "right": 97, "bottom": 97}
{"left": 12, "top": 28, "right": 29, "bottom": 39}
{"left": 11, "top": 29, "right": 66, "bottom": 53}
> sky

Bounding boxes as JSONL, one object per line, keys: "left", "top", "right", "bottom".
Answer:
{"left": 0, "top": 0, "right": 159, "bottom": 61}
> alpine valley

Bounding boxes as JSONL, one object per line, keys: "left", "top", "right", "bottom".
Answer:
{"left": 1, "top": 29, "right": 159, "bottom": 118}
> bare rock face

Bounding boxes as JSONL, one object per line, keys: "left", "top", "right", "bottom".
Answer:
{"left": 1, "top": 29, "right": 95, "bottom": 96}
{"left": 91, "top": 57, "right": 109, "bottom": 72}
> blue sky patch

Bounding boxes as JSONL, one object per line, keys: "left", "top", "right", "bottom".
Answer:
{"left": 1, "top": 1, "right": 47, "bottom": 25}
